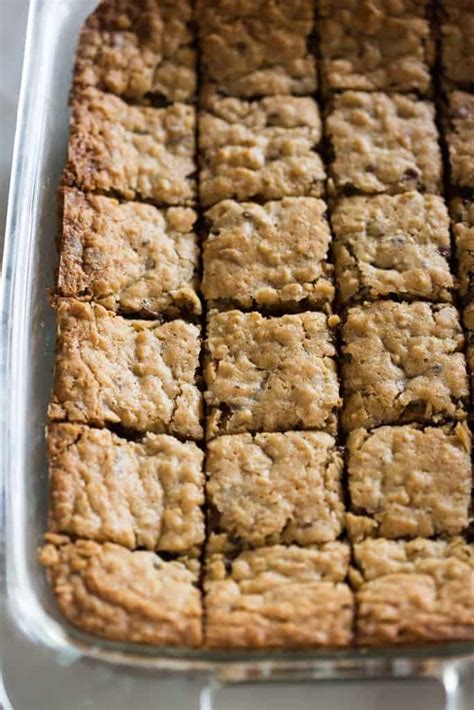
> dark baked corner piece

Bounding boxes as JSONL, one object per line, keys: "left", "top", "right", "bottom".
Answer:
{"left": 202, "top": 198, "right": 334, "bottom": 311}
{"left": 440, "top": 0, "right": 474, "bottom": 90}
{"left": 332, "top": 192, "right": 453, "bottom": 304}
{"left": 198, "top": 91, "right": 325, "bottom": 207}
{"left": 196, "top": 0, "right": 317, "bottom": 98}
{"left": 204, "top": 535, "right": 353, "bottom": 648}
{"left": 319, "top": 0, "right": 434, "bottom": 95}
{"left": 445, "top": 91, "right": 474, "bottom": 190}
{"left": 63, "top": 87, "right": 196, "bottom": 206}
{"left": 341, "top": 301, "right": 468, "bottom": 432}
{"left": 206, "top": 431, "right": 344, "bottom": 547}
{"left": 351, "top": 538, "right": 474, "bottom": 645}
{"left": 204, "top": 309, "right": 341, "bottom": 438}
{"left": 346, "top": 423, "right": 472, "bottom": 541}
{"left": 451, "top": 197, "right": 474, "bottom": 305}
{"left": 73, "top": 0, "right": 197, "bottom": 103}
{"left": 326, "top": 92, "right": 442, "bottom": 196}
{"left": 58, "top": 188, "right": 201, "bottom": 318}
{"left": 47, "top": 424, "right": 205, "bottom": 555}
{"left": 39, "top": 534, "right": 203, "bottom": 646}
{"left": 48, "top": 299, "right": 203, "bottom": 439}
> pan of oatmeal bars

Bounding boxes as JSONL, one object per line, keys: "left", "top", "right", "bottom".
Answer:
{"left": 2, "top": 0, "right": 473, "bottom": 705}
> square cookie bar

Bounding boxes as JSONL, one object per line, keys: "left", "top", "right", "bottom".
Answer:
{"left": 204, "top": 537, "right": 353, "bottom": 648}
{"left": 451, "top": 197, "right": 474, "bottom": 303}
{"left": 197, "top": 0, "right": 316, "bottom": 97}
{"left": 341, "top": 301, "right": 468, "bottom": 431}
{"left": 440, "top": 0, "right": 474, "bottom": 89}
{"left": 346, "top": 423, "right": 471, "bottom": 540}
{"left": 48, "top": 424, "right": 205, "bottom": 555}
{"left": 198, "top": 93, "right": 325, "bottom": 206}
{"left": 202, "top": 198, "right": 334, "bottom": 311}
{"left": 352, "top": 538, "right": 474, "bottom": 645}
{"left": 39, "top": 535, "right": 202, "bottom": 646}
{"left": 206, "top": 431, "right": 344, "bottom": 547}
{"left": 64, "top": 88, "right": 196, "bottom": 205}
{"left": 48, "top": 299, "right": 203, "bottom": 439}
{"left": 326, "top": 92, "right": 442, "bottom": 196}
{"left": 445, "top": 91, "right": 474, "bottom": 190}
{"left": 319, "top": 0, "right": 433, "bottom": 94}
{"left": 332, "top": 192, "right": 453, "bottom": 304}
{"left": 58, "top": 189, "right": 201, "bottom": 318}
{"left": 73, "top": 0, "right": 196, "bottom": 102}
{"left": 204, "top": 310, "right": 341, "bottom": 438}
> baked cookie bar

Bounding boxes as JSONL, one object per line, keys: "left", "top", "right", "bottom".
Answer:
{"left": 73, "top": 0, "right": 196, "bottom": 103}
{"left": 58, "top": 189, "right": 201, "bottom": 318}
{"left": 198, "top": 93, "right": 325, "bottom": 206}
{"left": 445, "top": 91, "right": 474, "bottom": 190}
{"left": 346, "top": 423, "right": 471, "bottom": 540}
{"left": 440, "top": 0, "right": 474, "bottom": 89}
{"left": 48, "top": 299, "right": 203, "bottom": 439}
{"left": 341, "top": 301, "right": 468, "bottom": 431}
{"left": 204, "top": 310, "right": 341, "bottom": 438}
{"left": 332, "top": 192, "right": 453, "bottom": 304}
{"left": 64, "top": 88, "right": 196, "bottom": 205}
{"left": 47, "top": 424, "right": 205, "bottom": 555}
{"left": 202, "top": 198, "right": 334, "bottom": 311}
{"left": 326, "top": 92, "right": 442, "bottom": 196}
{"left": 451, "top": 197, "right": 474, "bottom": 304}
{"left": 197, "top": 0, "right": 316, "bottom": 97}
{"left": 206, "top": 431, "right": 344, "bottom": 547}
{"left": 352, "top": 538, "right": 474, "bottom": 645}
{"left": 319, "top": 0, "right": 433, "bottom": 94}
{"left": 39, "top": 534, "right": 202, "bottom": 646}
{"left": 204, "top": 536, "right": 353, "bottom": 648}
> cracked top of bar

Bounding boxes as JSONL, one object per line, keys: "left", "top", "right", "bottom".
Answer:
{"left": 197, "top": 0, "right": 317, "bottom": 98}
{"left": 346, "top": 423, "right": 472, "bottom": 540}
{"left": 319, "top": 0, "right": 433, "bottom": 94}
{"left": 58, "top": 189, "right": 201, "bottom": 318}
{"left": 326, "top": 91, "right": 442, "bottom": 196}
{"left": 204, "top": 309, "right": 341, "bottom": 438}
{"left": 198, "top": 92, "right": 325, "bottom": 207}
{"left": 48, "top": 299, "right": 203, "bottom": 439}
{"left": 341, "top": 301, "right": 468, "bottom": 432}
{"left": 204, "top": 539, "right": 353, "bottom": 648}
{"left": 64, "top": 88, "right": 196, "bottom": 205}
{"left": 451, "top": 197, "right": 474, "bottom": 303}
{"left": 332, "top": 192, "right": 453, "bottom": 304}
{"left": 445, "top": 91, "right": 474, "bottom": 190}
{"left": 73, "top": 0, "right": 197, "bottom": 103}
{"left": 202, "top": 197, "right": 334, "bottom": 310}
{"left": 206, "top": 431, "right": 344, "bottom": 547}
{"left": 352, "top": 537, "right": 474, "bottom": 645}
{"left": 39, "top": 534, "right": 203, "bottom": 646}
{"left": 48, "top": 424, "right": 205, "bottom": 555}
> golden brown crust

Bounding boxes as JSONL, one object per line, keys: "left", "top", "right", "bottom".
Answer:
{"left": 64, "top": 88, "right": 196, "bottom": 205}
{"left": 204, "top": 310, "right": 341, "bottom": 438}
{"left": 352, "top": 538, "right": 474, "bottom": 645}
{"left": 39, "top": 536, "right": 203, "bottom": 646}
{"left": 319, "top": 0, "right": 433, "bottom": 94}
{"left": 450, "top": 197, "right": 474, "bottom": 304}
{"left": 326, "top": 92, "right": 442, "bottom": 196}
{"left": 48, "top": 424, "right": 205, "bottom": 554}
{"left": 341, "top": 301, "right": 468, "bottom": 432}
{"left": 440, "top": 1, "right": 474, "bottom": 89}
{"left": 48, "top": 299, "right": 203, "bottom": 439}
{"left": 204, "top": 542, "right": 353, "bottom": 648}
{"left": 197, "top": 0, "right": 316, "bottom": 98}
{"left": 445, "top": 92, "right": 474, "bottom": 190}
{"left": 206, "top": 431, "right": 344, "bottom": 546}
{"left": 73, "top": 0, "right": 197, "bottom": 102}
{"left": 198, "top": 93, "right": 325, "bottom": 207}
{"left": 59, "top": 189, "right": 201, "bottom": 318}
{"left": 332, "top": 192, "right": 453, "bottom": 304}
{"left": 202, "top": 198, "right": 334, "bottom": 311}
{"left": 347, "top": 423, "right": 472, "bottom": 539}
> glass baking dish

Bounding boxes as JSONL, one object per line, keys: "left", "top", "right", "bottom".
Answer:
{"left": 1, "top": 1, "right": 473, "bottom": 707}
